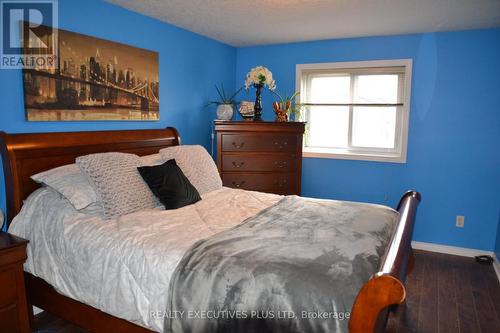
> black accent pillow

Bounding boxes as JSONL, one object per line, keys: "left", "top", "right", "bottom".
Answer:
{"left": 138, "top": 159, "right": 201, "bottom": 210}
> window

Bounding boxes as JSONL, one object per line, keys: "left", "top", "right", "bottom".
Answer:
{"left": 296, "top": 60, "right": 412, "bottom": 163}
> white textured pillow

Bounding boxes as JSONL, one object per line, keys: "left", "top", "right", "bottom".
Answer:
{"left": 140, "top": 153, "right": 163, "bottom": 166}
{"left": 31, "top": 164, "right": 98, "bottom": 210}
{"left": 159, "top": 145, "right": 222, "bottom": 195}
{"left": 76, "top": 152, "right": 158, "bottom": 219}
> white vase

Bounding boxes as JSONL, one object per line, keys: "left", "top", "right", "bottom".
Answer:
{"left": 216, "top": 104, "right": 234, "bottom": 120}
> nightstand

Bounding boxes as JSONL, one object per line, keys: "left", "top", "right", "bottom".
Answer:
{"left": 0, "top": 232, "right": 30, "bottom": 333}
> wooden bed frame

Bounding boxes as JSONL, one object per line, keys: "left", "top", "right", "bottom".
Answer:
{"left": 0, "top": 128, "right": 420, "bottom": 333}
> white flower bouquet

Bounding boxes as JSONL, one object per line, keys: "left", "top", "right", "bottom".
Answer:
{"left": 244, "top": 66, "right": 276, "bottom": 91}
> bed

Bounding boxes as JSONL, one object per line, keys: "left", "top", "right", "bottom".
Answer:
{"left": 0, "top": 128, "right": 420, "bottom": 333}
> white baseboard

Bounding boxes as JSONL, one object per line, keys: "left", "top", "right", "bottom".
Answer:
{"left": 494, "top": 254, "right": 500, "bottom": 285}
{"left": 411, "top": 241, "right": 500, "bottom": 283}
{"left": 411, "top": 241, "right": 494, "bottom": 257}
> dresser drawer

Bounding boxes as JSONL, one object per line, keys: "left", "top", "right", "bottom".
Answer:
{"left": 222, "top": 154, "right": 296, "bottom": 172}
{"left": 0, "top": 268, "right": 17, "bottom": 307}
{"left": 221, "top": 134, "right": 297, "bottom": 152}
{"left": 222, "top": 173, "right": 296, "bottom": 194}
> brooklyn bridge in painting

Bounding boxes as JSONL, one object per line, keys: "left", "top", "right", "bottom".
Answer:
{"left": 24, "top": 27, "right": 159, "bottom": 121}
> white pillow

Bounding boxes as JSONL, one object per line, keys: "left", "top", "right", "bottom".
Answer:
{"left": 31, "top": 164, "right": 98, "bottom": 210}
{"left": 30, "top": 153, "right": 161, "bottom": 212}
{"left": 159, "top": 145, "right": 222, "bottom": 195}
{"left": 76, "top": 152, "right": 158, "bottom": 219}
{"left": 140, "top": 153, "right": 163, "bottom": 166}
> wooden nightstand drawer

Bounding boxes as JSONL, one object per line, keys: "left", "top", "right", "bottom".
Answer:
{"left": 0, "top": 232, "right": 30, "bottom": 333}
{"left": 222, "top": 173, "right": 296, "bottom": 194}
{"left": 221, "top": 134, "right": 297, "bottom": 152}
{"left": 222, "top": 154, "right": 296, "bottom": 172}
{"left": 0, "top": 303, "right": 23, "bottom": 333}
{"left": 0, "top": 268, "right": 17, "bottom": 307}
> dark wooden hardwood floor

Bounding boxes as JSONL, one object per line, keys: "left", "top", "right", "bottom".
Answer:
{"left": 32, "top": 250, "right": 500, "bottom": 333}
{"left": 386, "top": 250, "right": 500, "bottom": 333}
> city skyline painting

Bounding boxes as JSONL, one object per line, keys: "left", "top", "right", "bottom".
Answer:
{"left": 23, "top": 26, "right": 159, "bottom": 121}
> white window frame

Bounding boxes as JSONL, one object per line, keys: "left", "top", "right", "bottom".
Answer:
{"left": 296, "top": 59, "right": 412, "bottom": 163}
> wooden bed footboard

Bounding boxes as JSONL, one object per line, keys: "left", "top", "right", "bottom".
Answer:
{"left": 349, "top": 191, "right": 421, "bottom": 333}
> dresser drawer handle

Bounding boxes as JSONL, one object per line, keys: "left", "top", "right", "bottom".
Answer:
{"left": 231, "top": 161, "right": 245, "bottom": 168}
{"left": 231, "top": 180, "right": 246, "bottom": 188}
{"left": 274, "top": 141, "right": 288, "bottom": 149}
{"left": 232, "top": 142, "right": 245, "bottom": 149}
{"left": 274, "top": 161, "right": 287, "bottom": 168}
{"left": 274, "top": 180, "right": 287, "bottom": 188}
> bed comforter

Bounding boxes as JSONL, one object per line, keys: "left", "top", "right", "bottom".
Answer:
{"left": 165, "top": 196, "right": 399, "bottom": 333}
{"left": 8, "top": 186, "right": 281, "bottom": 331}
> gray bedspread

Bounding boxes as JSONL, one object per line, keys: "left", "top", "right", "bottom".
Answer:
{"left": 164, "top": 195, "right": 399, "bottom": 333}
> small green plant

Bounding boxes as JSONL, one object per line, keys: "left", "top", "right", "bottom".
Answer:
{"left": 207, "top": 83, "right": 243, "bottom": 106}
{"left": 271, "top": 90, "right": 304, "bottom": 120}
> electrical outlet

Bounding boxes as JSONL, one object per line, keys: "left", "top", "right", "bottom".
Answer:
{"left": 456, "top": 215, "right": 465, "bottom": 228}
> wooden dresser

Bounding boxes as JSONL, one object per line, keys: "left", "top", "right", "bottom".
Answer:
{"left": 215, "top": 121, "right": 306, "bottom": 195}
{"left": 0, "top": 232, "right": 30, "bottom": 333}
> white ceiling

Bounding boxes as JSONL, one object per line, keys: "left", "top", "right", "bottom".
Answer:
{"left": 104, "top": 0, "right": 500, "bottom": 47}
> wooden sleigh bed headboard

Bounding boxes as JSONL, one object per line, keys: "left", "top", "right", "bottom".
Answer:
{"left": 0, "top": 127, "right": 181, "bottom": 225}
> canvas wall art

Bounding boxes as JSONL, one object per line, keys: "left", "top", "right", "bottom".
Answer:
{"left": 23, "top": 26, "right": 159, "bottom": 121}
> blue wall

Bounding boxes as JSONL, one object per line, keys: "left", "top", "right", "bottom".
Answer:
{"left": 0, "top": 0, "right": 236, "bottom": 228}
{"left": 236, "top": 29, "right": 500, "bottom": 251}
